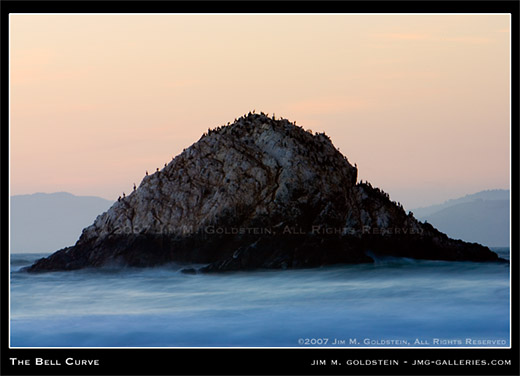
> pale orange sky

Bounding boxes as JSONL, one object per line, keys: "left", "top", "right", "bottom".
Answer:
{"left": 10, "top": 14, "right": 510, "bottom": 208}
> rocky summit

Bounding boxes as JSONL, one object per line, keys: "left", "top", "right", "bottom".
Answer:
{"left": 27, "top": 112, "right": 504, "bottom": 273}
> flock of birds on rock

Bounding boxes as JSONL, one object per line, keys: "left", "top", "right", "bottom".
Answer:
{"left": 358, "top": 180, "right": 408, "bottom": 215}
{"left": 116, "top": 111, "right": 339, "bottom": 202}
{"left": 116, "top": 111, "right": 412, "bottom": 216}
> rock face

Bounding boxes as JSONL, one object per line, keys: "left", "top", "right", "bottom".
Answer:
{"left": 27, "top": 113, "right": 504, "bottom": 273}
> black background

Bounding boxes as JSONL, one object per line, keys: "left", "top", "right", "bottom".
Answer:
{"left": 1, "top": 1, "right": 518, "bottom": 375}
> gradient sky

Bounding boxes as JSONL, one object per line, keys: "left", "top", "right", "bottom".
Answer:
{"left": 10, "top": 14, "right": 510, "bottom": 209}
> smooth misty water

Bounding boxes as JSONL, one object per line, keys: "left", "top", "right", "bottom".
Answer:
{"left": 10, "top": 249, "right": 510, "bottom": 348}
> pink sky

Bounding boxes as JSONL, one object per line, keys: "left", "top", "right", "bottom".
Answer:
{"left": 10, "top": 14, "right": 510, "bottom": 208}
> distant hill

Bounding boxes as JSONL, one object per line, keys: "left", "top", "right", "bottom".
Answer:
{"left": 412, "top": 189, "right": 510, "bottom": 218}
{"left": 10, "top": 192, "right": 113, "bottom": 253}
{"left": 412, "top": 190, "right": 510, "bottom": 247}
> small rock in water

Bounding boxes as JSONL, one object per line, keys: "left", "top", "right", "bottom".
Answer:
{"left": 180, "top": 268, "right": 198, "bottom": 275}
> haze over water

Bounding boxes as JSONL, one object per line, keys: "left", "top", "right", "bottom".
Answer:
{"left": 10, "top": 249, "right": 509, "bottom": 347}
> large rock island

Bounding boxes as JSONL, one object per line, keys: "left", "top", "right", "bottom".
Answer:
{"left": 27, "top": 113, "right": 503, "bottom": 273}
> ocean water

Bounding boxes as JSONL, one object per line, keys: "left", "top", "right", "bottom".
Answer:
{"left": 10, "top": 248, "right": 510, "bottom": 348}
